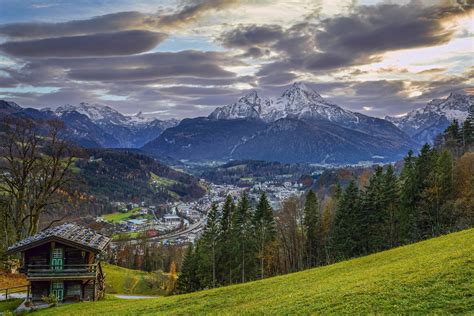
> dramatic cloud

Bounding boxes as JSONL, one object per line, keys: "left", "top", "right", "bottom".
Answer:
{"left": 1, "top": 50, "right": 243, "bottom": 88}
{"left": 158, "top": 0, "right": 241, "bottom": 29}
{"left": 0, "top": 11, "right": 158, "bottom": 38}
{"left": 0, "top": 30, "right": 167, "bottom": 57}
{"left": 220, "top": 25, "right": 284, "bottom": 48}
{"left": 222, "top": 2, "right": 472, "bottom": 74}
{"left": 0, "top": 1, "right": 240, "bottom": 39}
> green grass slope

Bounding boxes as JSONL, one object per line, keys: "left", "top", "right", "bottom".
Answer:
{"left": 38, "top": 229, "right": 474, "bottom": 315}
{"left": 102, "top": 263, "right": 167, "bottom": 296}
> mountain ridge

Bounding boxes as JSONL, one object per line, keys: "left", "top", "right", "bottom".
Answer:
{"left": 144, "top": 83, "right": 416, "bottom": 164}
{"left": 386, "top": 92, "right": 473, "bottom": 144}
{"left": 0, "top": 101, "right": 179, "bottom": 148}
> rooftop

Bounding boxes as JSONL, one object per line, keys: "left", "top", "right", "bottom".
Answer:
{"left": 7, "top": 223, "right": 110, "bottom": 254}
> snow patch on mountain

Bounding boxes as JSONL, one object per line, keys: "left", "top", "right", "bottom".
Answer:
{"left": 386, "top": 92, "right": 473, "bottom": 140}
{"left": 209, "top": 82, "right": 360, "bottom": 125}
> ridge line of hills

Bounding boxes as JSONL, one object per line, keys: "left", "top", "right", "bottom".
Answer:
{"left": 1, "top": 82, "right": 472, "bottom": 164}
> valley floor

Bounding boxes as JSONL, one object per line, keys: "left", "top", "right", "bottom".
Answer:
{"left": 32, "top": 228, "right": 473, "bottom": 315}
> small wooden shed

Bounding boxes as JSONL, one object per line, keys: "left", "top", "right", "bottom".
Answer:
{"left": 6, "top": 223, "right": 110, "bottom": 303}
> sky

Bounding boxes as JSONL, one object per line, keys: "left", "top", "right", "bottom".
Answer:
{"left": 0, "top": 0, "right": 472, "bottom": 119}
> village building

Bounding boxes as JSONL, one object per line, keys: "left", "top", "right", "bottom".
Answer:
{"left": 6, "top": 223, "right": 110, "bottom": 303}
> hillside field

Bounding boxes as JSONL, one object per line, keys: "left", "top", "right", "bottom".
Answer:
{"left": 102, "top": 263, "right": 167, "bottom": 296}
{"left": 32, "top": 228, "right": 473, "bottom": 315}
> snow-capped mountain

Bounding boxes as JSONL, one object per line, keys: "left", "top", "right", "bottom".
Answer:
{"left": 54, "top": 103, "right": 180, "bottom": 148}
{"left": 210, "top": 82, "right": 360, "bottom": 125}
{"left": 386, "top": 92, "right": 473, "bottom": 144}
{"left": 144, "top": 83, "right": 415, "bottom": 164}
{"left": 1, "top": 101, "right": 179, "bottom": 148}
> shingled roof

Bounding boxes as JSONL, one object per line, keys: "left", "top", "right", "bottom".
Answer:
{"left": 7, "top": 223, "right": 110, "bottom": 254}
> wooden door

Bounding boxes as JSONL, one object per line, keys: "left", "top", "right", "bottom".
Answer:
{"left": 51, "top": 281, "right": 64, "bottom": 301}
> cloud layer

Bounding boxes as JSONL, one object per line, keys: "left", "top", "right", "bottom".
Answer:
{"left": 0, "top": 0, "right": 472, "bottom": 118}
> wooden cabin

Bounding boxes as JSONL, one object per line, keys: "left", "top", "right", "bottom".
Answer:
{"left": 6, "top": 223, "right": 110, "bottom": 303}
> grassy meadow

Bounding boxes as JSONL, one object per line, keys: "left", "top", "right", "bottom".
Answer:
{"left": 33, "top": 228, "right": 473, "bottom": 315}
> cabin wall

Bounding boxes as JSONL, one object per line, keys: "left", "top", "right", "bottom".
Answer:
{"left": 25, "top": 244, "right": 50, "bottom": 266}
{"left": 65, "top": 248, "right": 87, "bottom": 265}
{"left": 64, "top": 281, "right": 82, "bottom": 301}
{"left": 31, "top": 281, "right": 49, "bottom": 301}
{"left": 30, "top": 280, "right": 97, "bottom": 302}
{"left": 83, "top": 282, "right": 95, "bottom": 301}
{"left": 24, "top": 241, "right": 91, "bottom": 267}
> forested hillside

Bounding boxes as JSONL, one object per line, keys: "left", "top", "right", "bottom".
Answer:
{"left": 76, "top": 148, "right": 205, "bottom": 204}
{"left": 176, "top": 118, "right": 473, "bottom": 293}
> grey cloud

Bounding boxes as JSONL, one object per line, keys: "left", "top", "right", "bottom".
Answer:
{"left": 0, "top": 1, "right": 240, "bottom": 39}
{"left": 0, "top": 76, "right": 19, "bottom": 88}
{"left": 69, "top": 64, "right": 234, "bottom": 81}
{"left": 159, "top": 86, "right": 238, "bottom": 97}
{"left": 223, "top": 2, "right": 471, "bottom": 74}
{"left": 258, "top": 72, "right": 298, "bottom": 86}
{"left": 158, "top": 0, "right": 241, "bottom": 29}
{"left": 0, "top": 30, "right": 167, "bottom": 58}
{"left": 0, "top": 12, "right": 155, "bottom": 38}
{"left": 220, "top": 25, "right": 284, "bottom": 48}
{"left": 2, "top": 50, "right": 242, "bottom": 85}
{"left": 351, "top": 80, "right": 406, "bottom": 97}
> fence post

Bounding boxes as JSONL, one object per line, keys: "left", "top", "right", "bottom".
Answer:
{"left": 5, "top": 288, "right": 8, "bottom": 300}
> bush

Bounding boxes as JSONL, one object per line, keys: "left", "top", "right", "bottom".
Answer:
{"left": 42, "top": 294, "right": 58, "bottom": 307}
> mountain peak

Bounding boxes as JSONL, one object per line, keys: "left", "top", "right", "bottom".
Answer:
{"left": 209, "top": 83, "right": 361, "bottom": 124}
{"left": 238, "top": 91, "right": 259, "bottom": 104}
{"left": 0, "top": 100, "right": 21, "bottom": 111}
{"left": 386, "top": 92, "right": 473, "bottom": 144}
{"left": 281, "top": 82, "right": 325, "bottom": 103}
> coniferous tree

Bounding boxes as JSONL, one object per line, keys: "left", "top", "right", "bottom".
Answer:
{"left": 331, "top": 181, "right": 362, "bottom": 259}
{"left": 433, "top": 150, "right": 454, "bottom": 233}
{"left": 361, "top": 166, "right": 384, "bottom": 253}
{"left": 462, "top": 118, "right": 473, "bottom": 151}
{"left": 253, "top": 192, "right": 276, "bottom": 279}
{"left": 201, "top": 203, "right": 220, "bottom": 287}
{"left": 231, "top": 192, "right": 254, "bottom": 283}
{"left": 177, "top": 245, "right": 199, "bottom": 293}
{"left": 383, "top": 165, "right": 400, "bottom": 247}
{"left": 417, "top": 144, "right": 441, "bottom": 239}
{"left": 217, "top": 195, "right": 235, "bottom": 285}
{"left": 303, "top": 189, "right": 320, "bottom": 267}
{"left": 399, "top": 150, "right": 418, "bottom": 243}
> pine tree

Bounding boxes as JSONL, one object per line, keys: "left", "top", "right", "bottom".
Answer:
{"left": 444, "top": 120, "right": 462, "bottom": 155}
{"left": 361, "top": 166, "right": 384, "bottom": 253}
{"left": 176, "top": 245, "right": 199, "bottom": 293}
{"left": 231, "top": 192, "right": 254, "bottom": 283}
{"left": 217, "top": 195, "right": 235, "bottom": 285}
{"left": 433, "top": 150, "right": 454, "bottom": 233}
{"left": 201, "top": 203, "right": 220, "bottom": 287}
{"left": 253, "top": 192, "right": 276, "bottom": 279}
{"left": 383, "top": 165, "right": 400, "bottom": 247}
{"left": 462, "top": 118, "right": 473, "bottom": 151}
{"left": 416, "top": 144, "right": 439, "bottom": 239}
{"left": 303, "top": 189, "right": 320, "bottom": 267}
{"left": 331, "top": 181, "right": 362, "bottom": 259}
{"left": 399, "top": 150, "right": 418, "bottom": 243}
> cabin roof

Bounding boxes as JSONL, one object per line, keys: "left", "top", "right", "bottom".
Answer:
{"left": 7, "top": 223, "right": 110, "bottom": 254}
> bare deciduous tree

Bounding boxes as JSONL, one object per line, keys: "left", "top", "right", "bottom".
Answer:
{"left": 0, "top": 117, "right": 77, "bottom": 247}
